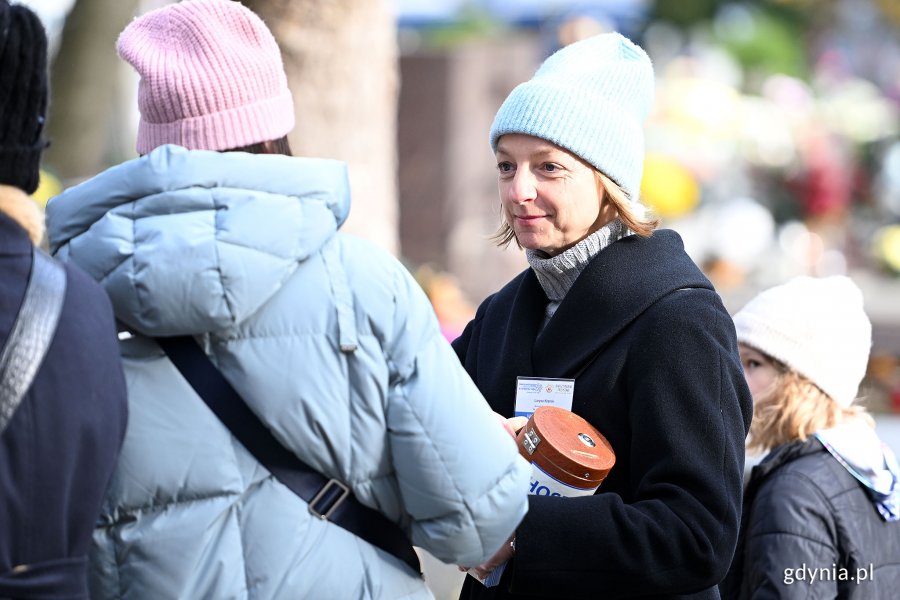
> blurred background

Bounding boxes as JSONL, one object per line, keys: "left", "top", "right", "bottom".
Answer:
{"left": 20, "top": 0, "right": 900, "bottom": 595}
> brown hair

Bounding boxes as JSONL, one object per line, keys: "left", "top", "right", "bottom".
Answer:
{"left": 490, "top": 170, "right": 658, "bottom": 249}
{"left": 747, "top": 357, "right": 873, "bottom": 455}
{"left": 225, "top": 136, "right": 293, "bottom": 157}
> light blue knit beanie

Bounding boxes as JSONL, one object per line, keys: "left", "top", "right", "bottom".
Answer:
{"left": 490, "top": 32, "right": 654, "bottom": 202}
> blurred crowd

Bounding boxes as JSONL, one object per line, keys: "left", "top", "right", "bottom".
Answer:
{"left": 642, "top": 2, "right": 900, "bottom": 284}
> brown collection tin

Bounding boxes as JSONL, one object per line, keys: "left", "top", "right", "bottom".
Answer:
{"left": 516, "top": 406, "right": 615, "bottom": 495}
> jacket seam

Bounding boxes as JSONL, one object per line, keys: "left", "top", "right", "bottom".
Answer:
{"left": 383, "top": 266, "right": 482, "bottom": 553}
{"left": 745, "top": 528, "right": 835, "bottom": 549}
{"left": 235, "top": 499, "right": 253, "bottom": 599}
{"left": 212, "top": 201, "right": 238, "bottom": 326}
{"left": 713, "top": 307, "right": 730, "bottom": 554}
{"left": 752, "top": 469, "right": 838, "bottom": 544}
{"left": 389, "top": 338, "right": 485, "bottom": 558}
{"left": 111, "top": 488, "right": 243, "bottom": 518}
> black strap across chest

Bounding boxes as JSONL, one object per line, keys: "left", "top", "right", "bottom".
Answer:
{"left": 0, "top": 248, "right": 67, "bottom": 434}
{"left": 157, "top": 335, "right": 422, "bottom": 575}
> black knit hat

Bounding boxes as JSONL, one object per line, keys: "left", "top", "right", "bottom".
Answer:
{"left": 0, "top": 0, "right": 49, "bottom": 194}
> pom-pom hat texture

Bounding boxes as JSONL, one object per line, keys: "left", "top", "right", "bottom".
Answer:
{"left": 733, "top": 276, "right": 872, "bottom": 407}
{"left": 489, "top": 32, "right": 655, "bottom": 203}
{"left": 117, "top": 0, "right": 295, "bottom": 154}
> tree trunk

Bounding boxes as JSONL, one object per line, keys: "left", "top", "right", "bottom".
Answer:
{"left": 44, "top": 0, "right": 141, "bottom": 181}
{"left": 244, "top": 0, "right": 400, "bottom": 254}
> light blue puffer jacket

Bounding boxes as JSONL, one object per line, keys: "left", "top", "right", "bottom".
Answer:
{"left": 46, "top": 145, "right": 530, "bottom": 600}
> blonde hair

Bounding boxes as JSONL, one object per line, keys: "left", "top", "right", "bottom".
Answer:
{"left": 491, "top": 171, "right": 659, "bottom": 249}
{"left": 747, "top": 357, "right": 873, "bottom": 455}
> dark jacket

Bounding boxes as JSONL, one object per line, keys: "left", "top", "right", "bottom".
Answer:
{"left": 454, "top": 230, "right": 753, "bottom": 600}
{"left": 0, "top": 211, "right": 127, "bottom": 599}
{"left": 721, "top": 438, "right": 900, "bottom": 599}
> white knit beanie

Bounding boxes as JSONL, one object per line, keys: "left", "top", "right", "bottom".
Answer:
{"left": 489, "top": 32, "right": 654, "bottom": 203}
{"left": 733, "top": 276, "right": 872, "bottom": 407}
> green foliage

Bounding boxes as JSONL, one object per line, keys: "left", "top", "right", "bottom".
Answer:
{"left": 416, "top": 6, "right": 504, "bottom": 49}
{"left": 651, "top": 0, "right": 812, "bottom": 82}
{"left": 652, "top": 0, "right": 728, "bottom": 25}
{"left": 713, "top": 4, "right": 809, "bottom": 80}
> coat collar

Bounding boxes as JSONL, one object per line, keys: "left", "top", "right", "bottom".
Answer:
{"left": 532, "top": 229, "right": 713, "bottom": 377}
{"left": 746, "top": 438, "right": 822, "bottom": 495}
{"left": 473, "top": 230, "right": 713, "bottom": 413}
{"left": 487, "top": 267, "right": 546, "bottom": 385}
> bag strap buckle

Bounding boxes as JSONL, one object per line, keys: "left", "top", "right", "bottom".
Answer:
{"left": 308, "top": 478, "right": 350, "bottom": 520}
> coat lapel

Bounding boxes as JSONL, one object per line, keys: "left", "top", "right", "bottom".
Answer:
{"left": 533, "top": 230, "right": 712, "bottom": 378}
{"left": 479, "top": 269, "right": 547, "bottom": 414}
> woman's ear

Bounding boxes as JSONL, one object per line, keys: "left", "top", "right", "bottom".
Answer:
{"left": 596, "top": 178, "right": 618, "bottom": 223}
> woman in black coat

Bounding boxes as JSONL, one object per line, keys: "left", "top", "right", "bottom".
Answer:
{"left": 0, "top": 2, "right": 128, "bottom": 596}
{"left": 453, "top": 32, "right": 752, "bottom": 600}
{"left": 721, "top": 276, "right": 900, "bottom": 599}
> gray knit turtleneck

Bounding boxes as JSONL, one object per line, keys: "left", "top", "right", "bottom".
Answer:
{"left": 526, "top": 218, "right": 627, "bottom": 324}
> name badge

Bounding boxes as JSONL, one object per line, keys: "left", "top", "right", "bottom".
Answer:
{"left": 514, "top": 377, "right": 575, "bottom": 418}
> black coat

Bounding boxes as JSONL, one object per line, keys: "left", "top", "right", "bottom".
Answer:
{"left": 454, "top": 230, "right": 752, "bottom": 599}
{"left": 0, "top": 213, "right": 127, "bottom": 599}
{"left": 721, "top": 438, "right": 900, "bottom": 599}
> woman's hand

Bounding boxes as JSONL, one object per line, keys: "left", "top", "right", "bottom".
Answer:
{"left": 458, "top": 533, "right": 516, "bottom": 581}
{"left": 494, "top": 412, "right": 528, "bottom": 439}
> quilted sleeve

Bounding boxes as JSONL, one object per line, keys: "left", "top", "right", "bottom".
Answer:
{"left": 383, "top": 264, "right": 531, "bottom": 567}
{"left": 740, "top": 472, "right": 840, "bottom": 599}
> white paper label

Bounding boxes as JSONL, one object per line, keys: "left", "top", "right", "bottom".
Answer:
{"left": 514, "top": 377, "right": 575, "bottom": 418}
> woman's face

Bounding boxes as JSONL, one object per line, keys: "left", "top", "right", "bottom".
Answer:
{"left": 739, "top": 343, "right": 780, "bottom": 402}
{"left": 495, "top": 134, "right": 613, "bottom": 256}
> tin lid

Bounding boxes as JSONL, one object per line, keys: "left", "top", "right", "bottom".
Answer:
{"left": 516, "top": 406, "right": 615, "bottom": 488}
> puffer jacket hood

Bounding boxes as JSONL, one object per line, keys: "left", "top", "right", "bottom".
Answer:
{"left": 815, "top": 420, "right": 900, "bottom": 521}
{"left": 47, "top": 144, "right": 350, "bottom": 335}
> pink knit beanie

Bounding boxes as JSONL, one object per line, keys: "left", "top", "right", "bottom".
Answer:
{"left": 117, "top": 0, "right": 295, "bottom": 153}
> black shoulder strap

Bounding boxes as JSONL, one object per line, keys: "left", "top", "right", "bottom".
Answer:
{"left": 0, "top": 248, "right": 67, "bottom": 434}
{"left": 156, "top": 335, "right": 421, "bottom": 575}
